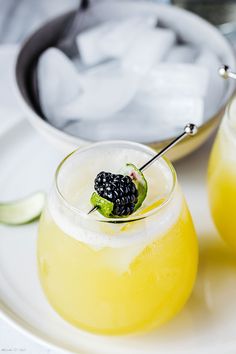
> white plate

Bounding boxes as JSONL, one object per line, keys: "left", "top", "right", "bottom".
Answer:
{"left": 1, "top": 119, "right": 236, "bottom": 354}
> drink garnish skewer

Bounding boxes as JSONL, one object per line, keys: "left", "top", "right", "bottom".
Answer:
{"left": 88, "top": 123, "right": 198, "bottom": 217}
{"left": 219, "top": 65, "right": 236, "bottom": 80}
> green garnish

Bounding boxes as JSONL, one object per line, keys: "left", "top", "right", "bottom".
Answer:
{"left": 90, "top": 164, "right": 147, "bottom": 218}
{"left": 122, "top": 163, "right": 148, "bottom": 212}
{"left": 0, "top": 192, "right": 45, "bottom": 225}
{"left": 90, "top": 192, "right": 114, "bottom": 217}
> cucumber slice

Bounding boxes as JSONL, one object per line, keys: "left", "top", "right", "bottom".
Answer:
{"left": 121, "top": 163, "right": 148, "bottom": 212}
{"left": 0, "top": 192, "right": 45, "bottom": 225}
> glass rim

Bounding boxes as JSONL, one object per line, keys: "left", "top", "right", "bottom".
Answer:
{"left": 226, "top": 92, "right": 236, "bottom": 127}
{"left": 54, "top": 140, "right": 177, "bottom": 224}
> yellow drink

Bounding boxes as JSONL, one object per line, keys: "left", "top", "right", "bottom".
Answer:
{"left": 38, "top": 141, "right": 198, "bottom": 334}
{"left": 208, "top": 98, "right": 236, "bottom": 249}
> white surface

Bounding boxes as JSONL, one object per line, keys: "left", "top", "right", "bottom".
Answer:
{"left": 0, "top": 45, "right": 57, "bottom": 353}
{"left": 1, "top": 17, "right": 236, "bottom": 354}
{"left": 0, "top": 320, "right": 51, "bottom": 354}
{"left": 2, "top": 105, "right": 236, "bottom": 354}
{"left": 1, "top": 28, "right": 236, "bottom": 354}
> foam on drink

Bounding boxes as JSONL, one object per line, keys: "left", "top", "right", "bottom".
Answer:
{"left": 49, "top": 142, "right": 182, "bottom": 253}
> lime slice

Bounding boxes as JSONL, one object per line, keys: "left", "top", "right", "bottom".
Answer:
{"left": 0, "top": 192, "right": 45, "bottom": 225}
{"left": 90, "top": 192, "right": 114, "bottom": 218}
{"left": 121, "top": 163, "right": 148, "bottom": 212}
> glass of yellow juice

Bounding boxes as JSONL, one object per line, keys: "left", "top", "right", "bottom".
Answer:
{"left": 208, "top": 96, "right": 236, "bottom": 249}
{"left": 38, "top": 141, "right": 198, "bottom": 335}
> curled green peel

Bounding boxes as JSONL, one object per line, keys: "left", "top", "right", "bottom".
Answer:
{"left": 0, "top": 192, "right": 45, "bottom": 226}
{"left": 122, "top": 163, "right": 148, "bottom": 212}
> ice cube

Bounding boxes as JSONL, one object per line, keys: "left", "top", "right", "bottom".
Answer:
{"left": 77, "top": 21, "right": 112, "bottom": 66}
{"left": 63, "top": 110, "right": 174, "bottom": 142}
{"left": 122, "top": 28, "right": 176, "bottom": 76}
{"left": 64, "top": 93, "right": 203, "bottom": 142}
{"left": 77, "top": 16, "right": 157, "bottom": 66}
{"left": 139, "top": 94, "right": 204, "bottom": 128}
{"left": 99, "top": 16, "right": 157, "bottom": 57}
{"left": 38, "top": 49, "right": 140, "bottom": 124}
{"left": 101, "top": 242, "right": 148, "bottom": 275}
{"left": 195, "top": 49, "right": 226, "bottom": 118}
{"left": 58, "top": 63, "right": 139, "bottom": 120}
{"left": 37, "top": 48, "right": 81, "bottom": 128}
{"left": 166, "top": 45, "right": 198, "bottom": 63}
{"left": 143, "top": 63, "right": 209, "bottom": 97}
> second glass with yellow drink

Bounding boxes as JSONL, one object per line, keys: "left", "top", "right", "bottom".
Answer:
{"left": 208, "top": 96, "right": 236, "bottom": 249}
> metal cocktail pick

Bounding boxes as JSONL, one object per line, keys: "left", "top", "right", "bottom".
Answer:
{"left": 88, "top": 123, "right": 198, "bottom": 214}
{"left": 218, "top": 65, "right": 236, "bottom": 80}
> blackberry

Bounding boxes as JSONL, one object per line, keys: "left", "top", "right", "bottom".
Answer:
{"left": 91, "top": 163, "right": 147, "bottom": 218}
{"left": 94, "top": 171, "right": 138, "bottom": 216}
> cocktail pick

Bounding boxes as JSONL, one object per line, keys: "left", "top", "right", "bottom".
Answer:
{"left": 88, "top": 123, "right": 198, "bottom": 215}
{"left": 219, "top": 65, "right": 236, "bottom": 80}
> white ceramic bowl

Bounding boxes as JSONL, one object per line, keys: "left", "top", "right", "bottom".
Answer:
{"left": 15, "top": 0, "right": 235, "bottom": 158}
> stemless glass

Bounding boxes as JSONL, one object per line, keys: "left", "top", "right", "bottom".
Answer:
{"left": 38, "top": 141, "right": 198, "bottom": 335}
{"left": 208, "top": 96, "right": 236, "bottom": 249}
